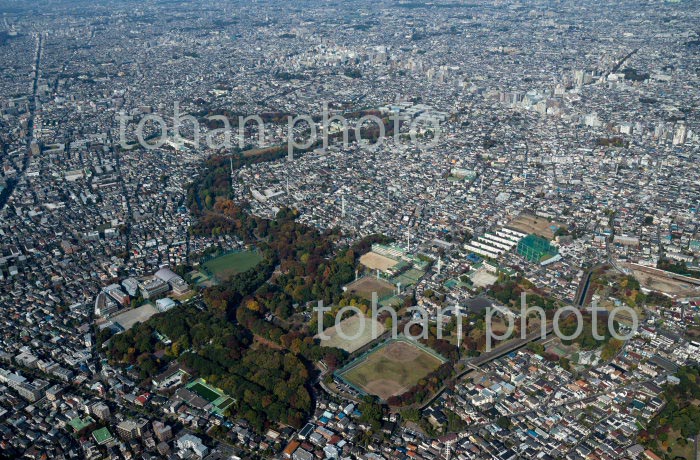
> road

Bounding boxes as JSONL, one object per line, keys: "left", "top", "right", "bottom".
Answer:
{"left": 321, "top": 309, "right": 564, "bottom": 410}
{"left": 412, "top": 325, "right": 556, "bottom": 411}
{"left": 0, "top": 32, "right": 42, "bottom": 211}
{"left": 604, "top": 209, "right": 630, "bottom": 277}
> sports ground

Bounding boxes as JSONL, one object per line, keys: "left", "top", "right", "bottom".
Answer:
{"left": 344, "top": 276, "right": 396, "bottom": 301}
{"left": 111, "top": 303, "right": 158, "bottom": 331}
{"left": 359, "top": 251, "right": 399, "bottom": 271}
{"left": 317, "top": 314, "right": 386, "bottom": 353}
{"left": 201, "top": 250, "right": 263, "bottom": 282}
{"left": 508, "top": 213, "right": 563, "bottom": 240}
{"left": 336, "top": 338, "right": 446, "bottom": 401}
{"left": 186, "top": 379, "right": 235, "bottom": 414}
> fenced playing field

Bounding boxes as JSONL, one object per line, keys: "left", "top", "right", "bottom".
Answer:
{"left": 508, "top": 213, "right": 562, "bottom": 240}
{"left": 186, "top": 379, "right": 234, "bottom": 414}
{"left": 188, "top": 381, "right": 220, "bottom": 401}
{"left": 344, "top": 276, "right": 396, "bottom": 301}
{"left": 336, "top": 337, "right": 446, "bottom": 401}
{"left": 110, "top": 303, "right": 158, "bottom": 331}
{"left": 359, "top": 251, "right": 399, "bottom": 271}
{"left": 201, "top": 250, "right": 263, "bottom": 282}
{"left": 317, "top": 314, "right": 386, "bottom": 353}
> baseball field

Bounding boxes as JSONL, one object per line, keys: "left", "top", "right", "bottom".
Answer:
{"left": 317, "top": 314, "right": 386, "bottom": 353}
{"left": 337, "top": 338, "right": 446, "bottom": 401}
{"left": 344, "top": 276, "right": 396, "bottom": 301}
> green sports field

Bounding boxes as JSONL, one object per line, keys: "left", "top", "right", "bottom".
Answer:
{"left": 202, "top": 250, "right": 263, "bottom": 282}
{"left": 188, "top": 381, "right": 221, "bottom": 402}
{"left": 187, "top": 379, "right": 235, "bottom": 414}
{"left": 338, "top": 339, "right": 445, "bottom": 401}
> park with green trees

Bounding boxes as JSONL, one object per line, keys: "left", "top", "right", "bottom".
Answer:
{"left": 104, "top": 155, "right": 410, "bottom": 433}
{"left": 638, "top": 365, "right": 700, "bottom": 460}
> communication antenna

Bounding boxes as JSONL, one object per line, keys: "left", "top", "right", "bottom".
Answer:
{"left": 456, "top": 317, "right": 462, "bottom": 349}
{"left": 444, "top": 440, "right": 453, "bottom": 460}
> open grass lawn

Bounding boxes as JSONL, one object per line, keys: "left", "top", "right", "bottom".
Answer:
{"left": 202, "top": 250, "right": 263, "bottom": 281}
{"left": 340, "top": 339, "right": 444, "bottom": 400}
{"left": 658, "top": 429, "right": 695, "bottom": 460}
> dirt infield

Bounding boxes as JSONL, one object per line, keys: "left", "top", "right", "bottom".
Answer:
{"left": 508, "top": 213, "right": 562, "bottom": 239}
{"left": 470, "top": 267, "right": 498, "bottom": 288}
{"left": 317, "top": 315, "right": 385, "bottom": 353}
{"left": 359, "top": 251, "right": 398, "bottom": 271}
{"left": 111, "top": 303, "right": 158, "bottom": 330}
{"left": 339, "top": 339, "right": 445, "bottom": 400}
{"left": 345, "top": 276, "right": 396, "bottom": 301}
{"left": 364, "top": 379, "right": 408, "bottom": 400}
{"left": 383, "top": 340, "right": 422, "bottom": 362}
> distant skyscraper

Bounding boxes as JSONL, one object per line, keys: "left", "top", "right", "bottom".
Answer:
{"left": 673, "top": 124, "right": 687, "bottom": 145}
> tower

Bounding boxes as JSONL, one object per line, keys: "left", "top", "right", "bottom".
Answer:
{"left": 673, "top": 124, "right": 687, "bottom": 145}
{"left": 443, "top": 440, "right": 454, "bottom": 460}
{"left": 437, "top": 256, "right": 442, "bottom": 275}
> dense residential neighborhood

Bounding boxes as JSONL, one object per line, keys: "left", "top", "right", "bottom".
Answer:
{"left": 0, "top": 0, "right": 700, "bottom": 459}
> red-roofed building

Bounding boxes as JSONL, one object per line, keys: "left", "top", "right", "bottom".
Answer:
{"left": 283, "top": 440, "right": 300, "bottom": 458}
{"left": 135, "top": 393, "right": 150, "bottom": 406}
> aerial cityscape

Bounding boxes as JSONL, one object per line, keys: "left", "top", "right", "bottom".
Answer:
{"left": 0, "top": 0, "right": 699, "bottom": 459}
